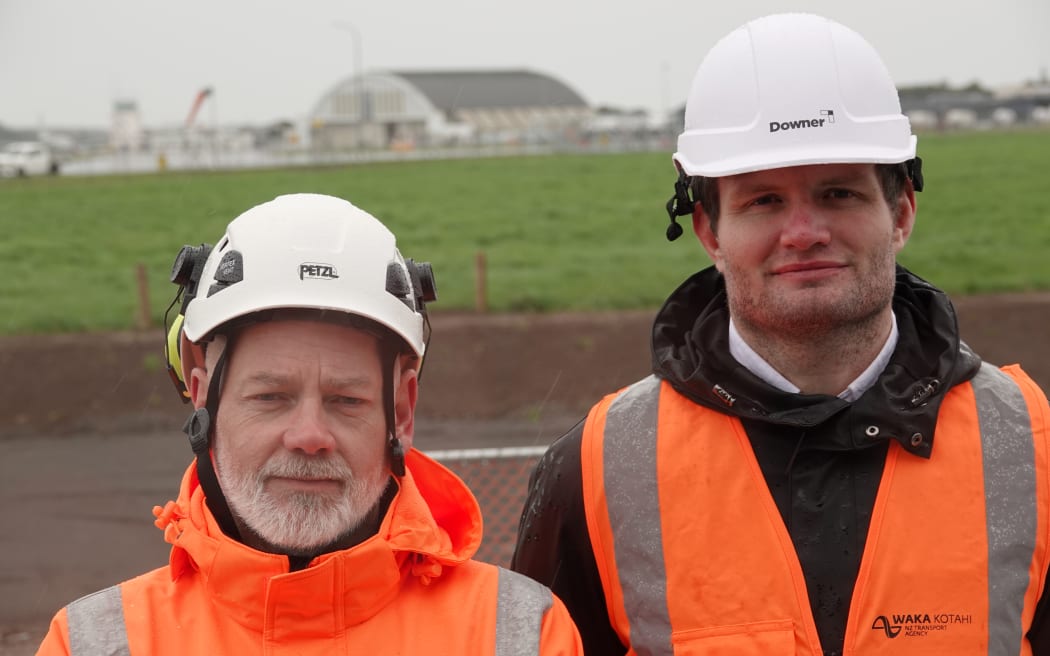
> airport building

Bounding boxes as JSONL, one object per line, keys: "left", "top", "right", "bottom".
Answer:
{"left": 308, "top": 69, "right": 592, "bottom": 150}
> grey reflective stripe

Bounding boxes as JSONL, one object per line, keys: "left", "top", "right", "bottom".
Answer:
{"left": 495, "top": 568, "right": 551, "bottom": 656}
{"left": 66, "top": 585, "right": 130, "bottom": 656}
{"left": 973, "top": 362, "right": 1037, "bottom": 655}
{"left": 602, "top": 375, "right": 671, "bottom": 656}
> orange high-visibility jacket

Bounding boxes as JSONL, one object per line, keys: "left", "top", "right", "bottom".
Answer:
{"left": 38, "top": 450, "right": 583, "bottom": 656}
{"left": 582, "top": 364, "right": 1050, "bottom": 655}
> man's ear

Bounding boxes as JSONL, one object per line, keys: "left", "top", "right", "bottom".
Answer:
{"left": 692, "top": 204, "right": 723, "bottom": 272}
{"left": 892, "top": 183, "right": 917, "bottom": 254}
{"left": 394, "top": 360, "right": 419, "bottom": 452}
{"left": 189, "top": 367, "right": 209, "bottom": 410}
{"left": 188, "top": 335, "right": 224, "bottom": 410}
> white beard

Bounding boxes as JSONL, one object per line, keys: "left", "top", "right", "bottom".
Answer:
{"left": 216, "top": 447, "right": 390, "bottom": 555}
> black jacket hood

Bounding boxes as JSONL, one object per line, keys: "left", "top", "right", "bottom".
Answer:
{"left": 651, "top": 265, "right": 982, "bottom": 457}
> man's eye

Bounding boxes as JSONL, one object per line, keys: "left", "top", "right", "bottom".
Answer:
{"left": 826, "top": 188, "right": 855, "bottom": 200}
{"left": 335, "top": 396, "right": 363, "bottom": 406}
{"left": 750, "top": 194, "right": 778, "bottom": 207}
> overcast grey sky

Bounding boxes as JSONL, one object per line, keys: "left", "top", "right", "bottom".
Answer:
{"left": 1, "top": 0, "right": 1047, "bottom": 130}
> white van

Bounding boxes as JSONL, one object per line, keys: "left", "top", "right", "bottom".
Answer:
{"left": 0, "top": 141, "right": 61, "bottom": 177}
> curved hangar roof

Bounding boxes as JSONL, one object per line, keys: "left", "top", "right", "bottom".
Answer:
{"left": 312, "top": 69, "right": 589, "bottom": 119}
{"left": 390, "top": 70, "right": 588, "bottom": 110}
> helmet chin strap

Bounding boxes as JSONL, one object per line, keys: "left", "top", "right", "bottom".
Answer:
{"left": 664, "top": 168, "right": 693, "bottom": 242}
{"left": 906, "top": 157, "right": 925, "bottom": 192}
{"left": 382, "top": 343, "right": 407, "bottom": 477}
{"left": 182, "top": 344, "right": 242, "bottom": 540}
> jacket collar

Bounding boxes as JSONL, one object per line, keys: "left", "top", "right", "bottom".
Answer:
{"left": 650, "top": 265, "right": 981, "bottom": 458}
{"left": 153, "top": 449, "right": 482, "bottom": 633}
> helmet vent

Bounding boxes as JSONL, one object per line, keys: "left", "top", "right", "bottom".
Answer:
{"left": 208, "top": 250, "right": 243, "bottom": 298}
{"left": 385, "top": 262, "right": 414, "bottom": 309}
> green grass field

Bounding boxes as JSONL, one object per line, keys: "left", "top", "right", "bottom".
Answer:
{"left": 1, "top": 129, "right": 1048, "bottom": 335}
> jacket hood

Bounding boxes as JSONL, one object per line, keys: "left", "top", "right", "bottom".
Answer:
{"left": 651, "top": 264, "right": 981, "bottom": 456}
{"left": 151, "top": 448, "right": 483, "bottom": 630}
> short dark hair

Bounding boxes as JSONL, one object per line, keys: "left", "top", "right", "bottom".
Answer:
{"left": 691, "top": 162, "right": 911, "bottom": 234}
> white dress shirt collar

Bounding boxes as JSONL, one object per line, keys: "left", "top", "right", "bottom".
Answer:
{"left": 727, "top": 312, "right": 899, "bottom": 402}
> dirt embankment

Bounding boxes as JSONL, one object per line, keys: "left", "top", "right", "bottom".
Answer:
{"left": 3, "top": 296, "right": 1050, "bottom": 439}
{"left": 0, "top": 311, "right": 654, "bottom": 439}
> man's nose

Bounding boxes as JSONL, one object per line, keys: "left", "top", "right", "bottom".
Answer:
{"left": 780, "top": 203, "right": 831, "bottom": 250}
{"left": 282, "top": 397, "right": 336, "bottom": 455}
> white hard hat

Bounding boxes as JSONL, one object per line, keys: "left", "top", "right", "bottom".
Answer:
{"left": 175, "top": 193, "right": 435, "bottom": 361}
{"left": 673, "top": 13, "right": 916, "bottom": 177}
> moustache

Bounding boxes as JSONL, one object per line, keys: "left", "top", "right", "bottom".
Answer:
{"left": 258, "top": 454, "right": 352, "bottom": 482}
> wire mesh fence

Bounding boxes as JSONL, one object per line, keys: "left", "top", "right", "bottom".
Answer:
{"left": 427, "top": 446, "right": 548, "bottom": 568}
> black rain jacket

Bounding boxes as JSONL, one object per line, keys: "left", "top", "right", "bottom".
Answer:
{"left": 511, "top": 265, "right": 1050, "bottom": 656}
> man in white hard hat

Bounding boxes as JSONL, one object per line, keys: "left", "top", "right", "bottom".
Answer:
{"left": 37, "top": 193, "right": 583, "bottom": 655}
{"left": 511, "top": 13, "right": 1050, "bottom": 656}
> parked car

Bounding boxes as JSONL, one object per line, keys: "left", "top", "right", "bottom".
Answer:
{"left": 0, "top": 141, "right": 61, "bottom": 177}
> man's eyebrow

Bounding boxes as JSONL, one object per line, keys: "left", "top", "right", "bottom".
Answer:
{"left": 816, "top": 171, "right": 870, "bottom": 187}
{"left": 240, "top": 371, "right": 375, "bottom": 388}
{"left": 323, "top": 374, "right": 375, "bottom": 389}
{"left": 244, "top": 371, "right": 290, "bottom": 386}
{"left": 730, "top": 181, "right": 779, "bottom": 195}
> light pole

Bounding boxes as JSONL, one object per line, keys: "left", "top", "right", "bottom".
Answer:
{"left": 660, "top": 60, "right": 670, "bottom": 134}
{"left": 332, "top": 20, "right": 367, "bottom": 146}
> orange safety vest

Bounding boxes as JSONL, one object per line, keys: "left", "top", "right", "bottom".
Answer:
{"left": 39, "top": 450, "right": 583, "bottom": 656}
{"left": 581, "top": 363, "right": 1050, "bottom": 655}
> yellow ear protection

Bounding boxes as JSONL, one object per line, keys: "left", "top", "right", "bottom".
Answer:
{"left": 163, "top": 243, "right": 213, "bottom": 402}
{"left": 165, "top": 314, "right": 189, "bottom": 401}
{"left": 163, "top": 241, "right": 241, "bottom": 539}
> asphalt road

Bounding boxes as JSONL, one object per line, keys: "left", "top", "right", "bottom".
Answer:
{"left": 1, "top": 432, "right": 185, "bottom": 654}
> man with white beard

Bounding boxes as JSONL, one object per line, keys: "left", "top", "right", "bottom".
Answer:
{"left": 37, "top": 193, "right": 583, "bottom": 656}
